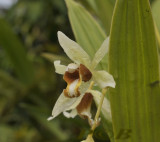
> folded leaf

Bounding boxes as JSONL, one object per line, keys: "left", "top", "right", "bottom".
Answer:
{"left": 94, "top": 0, "right": 115, "bottom": 33}
{"left": 152, "top": 0, "right": 160, "bottom": 50}
{"left": 109, "top": 0, "right": 160, "bottom": 142}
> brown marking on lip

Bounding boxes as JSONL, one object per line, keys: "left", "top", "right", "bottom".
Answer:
{"left": 76, "top": 93, "right": 93, "bottom": 119}
{"left": 63, "top": 64, "right": 92, "bottom": 98}
{"left": 63, "top": 88, "right": 80, "bottom": 98}
{"left": 63, "top": 69, "right": 79, "bottom": 84}
{"left": 79, "top": 64, "right": 92, "bottom": 82}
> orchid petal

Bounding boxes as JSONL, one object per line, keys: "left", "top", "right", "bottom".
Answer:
{"left": 51, "top": 91, "right": 80, "bottom": 119}
{"left": 65, "top": 81, "right": 90, "bottom": 110}
{"left": 54, "top": 60, "right": 67, "bottom": 75}
{"left": 63, "top": 109, "right": 78, "bottom": 118}
{"left": 76, "top": 92, "right": 94, "bottom": 125}
{"left": 91, "top": 37, "right": 109, "bottom": 69}
{"left": 79, "top": 81, "right": 91, "bottom": 95}
{"left": 88, "top": 90, "right": 112, "bottom": 122}
{"left": 67, "top": 94, "right": 84, "bottom": 110}
{"left": 66, "top": 63, "right": 79, "bottom": 73}
{"left": 93, "top": 70, "right": 115, "bottom": 88}
{"left": 58, "top": 31, "right": 91, "bottom": 66}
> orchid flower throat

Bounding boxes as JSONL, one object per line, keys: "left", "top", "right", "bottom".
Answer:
{"left": 63, "top": 63, "right": 92, "bottom": 98}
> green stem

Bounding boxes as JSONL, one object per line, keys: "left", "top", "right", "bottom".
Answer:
{"left": 91, "top": 88, "right": 107, "bottom": 131}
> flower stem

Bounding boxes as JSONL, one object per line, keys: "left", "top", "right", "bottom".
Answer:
{"left": 91, "top": 88, "right": 107, "bottom": 131}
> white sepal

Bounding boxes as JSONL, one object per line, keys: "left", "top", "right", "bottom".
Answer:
{"left": 93, "top": 70, "right": 115, "bottom": 88}
{"left": 54, "top": 60, "right": 67, "bottom": 75}
{"left": 91, "top": 37, "right": 109, "bottom": 69}
{"left": 58, "top": 31, "right": 91, "bottom": 66}
{"left": 51, "top": 91, "right": 80, "bottom": 119}
{"left": 63, "top": 109, "right": 78, "bottom": 118}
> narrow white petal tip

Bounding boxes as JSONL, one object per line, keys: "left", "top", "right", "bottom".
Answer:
{"left": 112, "top": 82, "right": 116, "bottom": 88}
{"left": 109, "top": 78, "right": 116, "bottom": 88}
{"left": 47, "top": 116, "right": 54, "bottom": 121}
{"left": 93, "top": 70, "right": 116, "bottom": 89}
{"left": 57, "top": 31, "right": 65, "bottom": 43}
{"left": 57, "top": 31, "right": 63, "bottom": 36}
{"left": 107, "top": 81, "right": 116, "bottom": 89}
{"left": 57, "top": 31, "right": 67, "bottom": 42}
{"left": 99, "top": 80, "right": 116, "bottom": 89}
{"left": 66, "top": 63, "right": 79, "bottom": 73}
{"left": 54, "top": 60, "right": 60, "bottom": 65}
{"left": 101, "top": 77, "right": 116, "bottom": 89}
{"left": 63, "top": 112, "right": 70, "bottom": 118}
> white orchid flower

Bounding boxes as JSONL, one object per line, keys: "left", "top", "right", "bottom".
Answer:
{"left": 48, "top": 31, "right": 115, "bottom": 124}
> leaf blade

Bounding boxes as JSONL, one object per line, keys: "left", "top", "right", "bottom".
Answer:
{"left": 109, "top": 0, "right": 160, "bottom": 142}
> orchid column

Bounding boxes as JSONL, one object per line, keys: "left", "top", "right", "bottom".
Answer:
{"left": 109, "top": 0, "right": 160, "bottom": 142}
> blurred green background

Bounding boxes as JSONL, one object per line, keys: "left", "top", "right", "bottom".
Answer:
{"left": 0, "top": 0, "right": 159, "bottom": 142}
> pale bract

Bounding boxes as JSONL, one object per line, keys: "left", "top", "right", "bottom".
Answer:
{"left": 48, "top": 31, "right": 115, "bottom": 124}
{"left": 81, "top": 134, "right": 94, "bottom": 142}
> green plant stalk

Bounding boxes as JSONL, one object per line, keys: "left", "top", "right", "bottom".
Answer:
{"left": 91, "top": 88, "right": 107, "bottom": 132}
{"left": 109, "top": 0, "right": 160, "bottom": 142}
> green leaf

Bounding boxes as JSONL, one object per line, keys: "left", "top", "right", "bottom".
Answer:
{"left": 152, "top": 0, "right": 160, "bottom": 32}
{"left": 85, "top": 0, "right": 98, "bottom": 12}
{"left": 154, "top": 23, "right": 160, "bottom": 52}
{"left": 88, "top": 0, "right": 115, "bottom": 33}
{"left": 152, "top": 0, "right": 160, "bottom": 50}
{"left": 65, "top": 0, "right": 107, "bottom": 70}
{"left": 95, "top": 0, "right": 114, "bottom": 33}
{"left": 109, "top": 0, "right": 160, "bottom": 142}
{"left": 0, "top": 18, "right": 34, "bottom": 85}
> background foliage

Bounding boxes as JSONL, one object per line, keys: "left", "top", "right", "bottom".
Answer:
{"left": 0, "top": 0, "right": 159, "bottom": 142}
